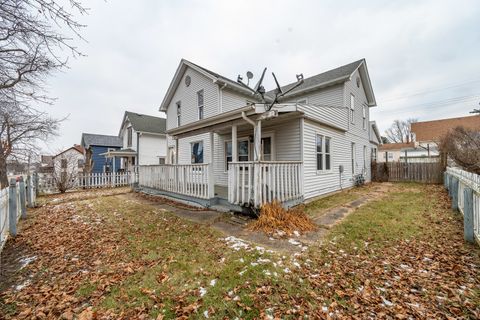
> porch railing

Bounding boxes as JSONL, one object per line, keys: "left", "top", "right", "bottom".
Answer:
{"left": 138, "top": 164, "right": 211, "bottom": 199}
{"left": 228, "top": 161, "right": 303, "bottom": 207}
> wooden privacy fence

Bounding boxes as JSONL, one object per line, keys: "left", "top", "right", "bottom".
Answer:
{"left": 444, "top": 167, "right": 480, "bottom": 246}
{"left": 372, "top": 161, "right": 443, "bottom": 184}
{"left": 0, "top": 177, "right": 35, "bottom": 254}
{"left": 37, "top": 172, "right": 134, "bottom": 195}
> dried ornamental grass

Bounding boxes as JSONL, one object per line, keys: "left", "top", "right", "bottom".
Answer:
{"left": 248, "top": 201, "right": 317, "bottom": 236}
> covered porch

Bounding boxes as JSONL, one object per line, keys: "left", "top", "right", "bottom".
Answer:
{"left": 137, "top": 104, "right": 305, "bottom": 209}
{"left": 101, "top": 148, "right": 137, "bottom": 173}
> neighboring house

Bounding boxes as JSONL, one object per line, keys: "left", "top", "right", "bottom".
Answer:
{"left": 378, "top": 142, "right": 415, "bottom": 162}
{"left": 147, "top": 58, "right": 378, "bottom": 209}
{"left": 369, "top": 121, "right": 382, "bottom": 162}
{"left": 38, "top": 155, "right": 54, "bottom": 173}
{"left": 80, "top": 133, "right": 123, "bottom": 173}
{"left": 52, "top": 145, "right": 85, "bottom": 178}
{"left": 411, "top": 115, "right": 480, "bottom": 157}
{"left": 102, "top": 111, "right": 167, "bottom": 172}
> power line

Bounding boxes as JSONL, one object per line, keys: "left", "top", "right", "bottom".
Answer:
{"left": 381, "top": 78, "right": 480, "bottom": 102}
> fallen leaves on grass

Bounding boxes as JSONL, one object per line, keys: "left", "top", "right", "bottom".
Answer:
{"left": 248, "top": 201, "right": 317, "bottom": 236}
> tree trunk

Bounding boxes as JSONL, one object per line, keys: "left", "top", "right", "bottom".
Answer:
{"left": 0, "top": 144, "right": 9, "bottom": 189}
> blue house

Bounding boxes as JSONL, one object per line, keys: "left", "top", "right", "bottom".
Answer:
{"left": 80, "top": 133, "right": 123, "bottom": 173}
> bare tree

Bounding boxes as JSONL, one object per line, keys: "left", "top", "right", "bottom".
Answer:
{"left": 0, "top": 102, "right": 61, "bottom": 187}
{"left": 438, "top": 126, "right": 480, "bottom": 174}
{"left": 385, "top": 118, "right": 418, "bottom": 143}
{"left": 0, "top": 1, "right": 87, "bottom": 188}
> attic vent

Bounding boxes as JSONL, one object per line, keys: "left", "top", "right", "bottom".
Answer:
{"left": 185, "top": 75, "right": 191, "bottom": 87}
{"left": 356, "top": 76, "right": 360, "bottom": 88}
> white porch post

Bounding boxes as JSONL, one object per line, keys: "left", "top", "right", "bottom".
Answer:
{"left": 232, "top": 125, "right": 237, "bottom": 161}
{"left": 254, "top": 120, "right": 262, "bottom": 207}
{"left": 112, "top": 155, "right": 116, "bottom": 173}
{"left": 174, "top": 138, "right": 179, "bottom": 164}
{"left": 208, "top": 132, "right": 215, "bottom": 198}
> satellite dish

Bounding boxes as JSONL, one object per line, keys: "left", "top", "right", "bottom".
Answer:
{"left": 246, "top": 71, "right": 253, "bottom": 79}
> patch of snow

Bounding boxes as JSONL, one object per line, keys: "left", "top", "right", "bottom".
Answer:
{"left": 381, "top": 297, "right": 394, "bottom": 307}
{"left": 283, "top": 267, "right": 291, "bottom": 273}
{"left": 288, "top": 238, "right": 301, "bottom": 246}
{"left": 239, "top": 270, "right": 246, "bottom": 276}
{"left": 233, "top": 295, "right": 240, "bottom": 301}
{"left": 322, "top": 306, "right": 328, "bottom": 312}
{"left": 257, "top": 258, "right": 271, "bottom": 264}
{"left": 199, "top": 287, "right": 207, "bottom": 297}
{"left": 210, "top": 279, "right": 217, "bottom": 287}
{"left": 224, "top": 236, "right": 250, "bottom": 251}
{"left": 250, "top": 262, "right": 258, "bottom": 267}
{"left": 293, "top": 231, "right": 300, "bottom": 237}
{"left": 14, "top": 279, "right": 31, "bottom": 291}
{"left": 263, "top": 270, "right": 271, "bottom": 276}
{"left": 292, "top": 261, "right": 301, "bottom": 268}
{"left": 19, "top": 256, "right": 37, "bottom": 269}
{"left": 239, "top": 258, "right": 244, "bottom": 263}
{"left": 203, "top": 310, "right": 209, "bottom": 318}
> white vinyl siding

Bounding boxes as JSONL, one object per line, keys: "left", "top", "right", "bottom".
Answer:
{"left": 351, "top": 142, "right": 356, "bottom": 174}
{"left": 363, "top": 145, "right": 367, "bottom": 171}
{"left": 166, "top": 67, "right": 220, "bottom": 130}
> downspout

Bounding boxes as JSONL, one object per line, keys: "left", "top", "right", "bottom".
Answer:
{"left": 136, "top": 132, "right": 140, "bottom": 173}
{"left": 241, "top": 111, "right": 255, "bottom": 127}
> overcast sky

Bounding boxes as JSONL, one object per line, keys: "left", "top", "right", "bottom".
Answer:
{"left": 39, "top": 0, "right": 480, "bottom": 153}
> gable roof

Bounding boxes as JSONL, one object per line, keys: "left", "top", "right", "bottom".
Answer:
{"left": 121, "top": 111, "right": 167, "bottom": 135}
{"left": 81, "top": 133, "right": 122, "bottom": 148}
{"left": 54, "top": 144, "right": 85, "bottom": 158}
{"left": 411, "top": 115, "right": 480, "bottom": 142}
{"left": 160, "top": 58, "right": 376, "bottom": 111}
{"left": 369, "top": 121, "right": 382, "bottom": 145}
{"left": 159, "top": 59, "right": 257, "bottom": 111}
{"left": 379, "top": 142, "right": 415, "bottom": 151}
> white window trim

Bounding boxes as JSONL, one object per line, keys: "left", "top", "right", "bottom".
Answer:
{"left": 224, "top": 136, "right": 250, "bottom": 172}
{"left": 197, "top": 90, "right": 204, "bottom": 120}
{"left": 350, "top": 94, "right": 355, "bottom": 124}
{"left": 190, "top": 140, "right": 204, "bottom": 164}
{"left": 176, "top": 101, "right": 181, "bottom": 127}
{"left": 315, "top": 133, "right": 332, "bottom": 174}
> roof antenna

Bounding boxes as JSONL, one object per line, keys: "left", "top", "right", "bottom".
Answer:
{"left": 266, "top": 72, "right": 304, "bottom": 111}
{"left": 246, "top": 71, "right": 253, "bottom": 86}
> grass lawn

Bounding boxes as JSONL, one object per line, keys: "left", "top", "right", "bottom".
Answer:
{"left": 0, "top": 184, "right": 479, "bottom": 319}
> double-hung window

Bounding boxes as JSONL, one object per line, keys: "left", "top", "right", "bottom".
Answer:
{"left": 225, "top": 139, "right": 249, "bottom": 171}
{"left": 362, "top": 105, "right": 366, "bottom": 129}
{"left": 350, "top": 94, "right": 355, "bottom": 124}
{"left": 197, "top": 90, "right": 204, "bottom": 120}
{"left": 191, "top": 141, "right": 203, "bottom": 164}
{"left": 176, "top": 101, "right": 181, "bottom": 126}
{"left": 316, "top": 134, "right": 331, "bottom": 171}
{"left": 127, "top": 127, "right": 132, "bottom": 147}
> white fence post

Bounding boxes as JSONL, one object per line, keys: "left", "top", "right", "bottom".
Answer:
{"left": 18, "top": 176, "right": 26, "bottom": 219}
{"left": 463, "top": 187, "right": 474, "bottom": 243}
{"left": 8, "top": 179, "right": 17, "bottom": 237}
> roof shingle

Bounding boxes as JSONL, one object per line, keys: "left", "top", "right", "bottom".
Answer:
{"left": 125, "top": 111, "right": 166, "bottom": 134}
{"left": 81, "top": 133, "right": 123, "bottom": 148}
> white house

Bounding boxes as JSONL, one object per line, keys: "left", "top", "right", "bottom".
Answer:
{"left": 138, "top": 58, "right": 379, "bottom": 209}
{"left": 102, "top": 111, "right": 167, "bottom": 172}
{"left": 52, "top": 145, "right": 85, "bottom": 179}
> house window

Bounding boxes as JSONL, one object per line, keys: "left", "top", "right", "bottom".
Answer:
{"left": 351, "top": 142, "right": 356, "bottom": 174}
{"left": 350, "top": 94, "right": 355, "bottom": 124}
{"left": 371, "top": 147, "right": 377, "bottom": 162}
{"left": 61, "top": 158, "right": 67, "bottom": 169}
{"left": 78, "top": 159, "right": 84, "bottom": 168}
{"left": 158, "top": 157, "right": 166, "bottom": 165}
{"left": 191, "top": 141, "right": 204, "bottom": 164}
{"left": 176, "top": 101, "right": 181, "bottom": 126}
{"left": 197, "top": 90, "right": 204, "bottom": 120}
{"left": 225, "top": 139, "right": 250, "bottom": 171}
{"left": 127, "top": 127, "right": 133, "bottom": 147}
{"left": 362, "top": 105, "right": 366, "bottom": 129}
{"left": 316, "top": 135, "right": 331, "bottom": 171}
{"left": 261, "top": 137, "right": 272, "bottom": 161}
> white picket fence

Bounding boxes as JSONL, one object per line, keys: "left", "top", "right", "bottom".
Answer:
{"left": 445, "top": 167, "right": 480, "bottom": 245}
{"left": 0, "top": 177, "right": 33, "bottom": 254}
{"left": 37, "top": 172, "right": 134, "bottom": 195}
